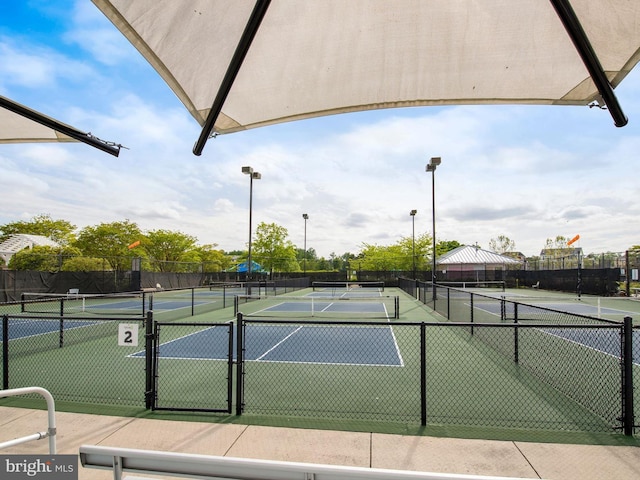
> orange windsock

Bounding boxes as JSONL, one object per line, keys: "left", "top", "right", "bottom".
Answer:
{"left": 127, "top": 240, "right": 141, "bottom": 249}
{"left": 567, "top": 234, "right": 580, "bottom": 246}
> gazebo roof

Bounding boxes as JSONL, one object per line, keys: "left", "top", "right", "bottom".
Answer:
{"left": 438, "top": 245, "right": 522, "bottom": 265}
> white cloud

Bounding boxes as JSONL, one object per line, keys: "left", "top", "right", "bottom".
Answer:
{"left": 2, "top": 2, "right": 640, "bottom": 259}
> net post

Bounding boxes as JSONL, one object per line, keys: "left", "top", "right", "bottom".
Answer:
{"left": 622, "top": 316, "right": 635, "bottom": 436}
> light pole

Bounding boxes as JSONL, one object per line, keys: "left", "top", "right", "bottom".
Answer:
{"left": 409, "top": 210, "right": 417, "bottom": 279}
{"left": 302, "top": 213, "right": 309, "bottom": 275}
{"left": 242, "top": 166, "right": 261, "bottom": 283}
{"left": 426, "top": 157, "right": 441, "bottom": 302}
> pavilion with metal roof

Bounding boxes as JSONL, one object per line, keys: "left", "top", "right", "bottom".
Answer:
{"left": 0, "top": 234, "right": 60, "bottom": 265}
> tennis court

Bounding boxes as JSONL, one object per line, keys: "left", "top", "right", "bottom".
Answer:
{"left": 234, "top": 293, "right": 400, "bottom": 320}
{"left": 1, "top": 285, "right": 636, "bottom": 435}
{"left": 137, "top": 323, "right": 403, "bottom": 366}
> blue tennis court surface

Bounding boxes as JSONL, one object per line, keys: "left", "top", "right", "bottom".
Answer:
{"left": 472, "top": 300, "right": 634, "bottom": 319}
{"left": 542, "top": 328, "right": 640, "bottom": 364}
{"left": 138, "top": 324, "right": 403, "bottom": 366}
{"left": 260, "top": 301, "right": 388, "bottom": 315}
{"left": 0, "top": 318, "right": 99, "bottom": 341}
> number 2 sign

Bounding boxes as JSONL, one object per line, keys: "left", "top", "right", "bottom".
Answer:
{"left": 118, "top": 323, "right": 139, "bottom": 346}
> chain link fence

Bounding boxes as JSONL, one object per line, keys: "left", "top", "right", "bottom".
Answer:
{"left": 1, "top": 283, "right": 637, "bottom": 436}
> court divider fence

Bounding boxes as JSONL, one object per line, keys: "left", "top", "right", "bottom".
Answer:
{"left": 1, "top": 283, "right": 637, "bottom": 436}
{"left": 398, "top": 277, "right": 638, "bottom": 436}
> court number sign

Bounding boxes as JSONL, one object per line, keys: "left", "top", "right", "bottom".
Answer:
{"left": 118, "top": 323, "right": 139, "bottom": 346}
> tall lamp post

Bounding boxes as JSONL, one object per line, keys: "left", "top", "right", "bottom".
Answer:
{"left": 426, "top": 157, "right": 442, "bottom": 302}
{"left": 409, "top": 210, "right": 417, "bottom": 279}
{"left": 242, "top": 166, "right": 261, "bottom": 283}
{"left": 302, "top": 213, "right": 309, "bottom": 275}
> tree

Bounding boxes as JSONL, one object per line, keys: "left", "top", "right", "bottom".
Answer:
{"left": 544, "top": 235, "right": 569, "bottom": 250}
{"left": 61, "top": 256, "right": 112, "bottom": 272}
{"left": 296, "top": 247, "right": 318, "bottom": 271}
{"left": 358, "top": 243, "right": 400, "bottom": 271}
{"left": 437, "top": 240, "right": 462, "bottom": 255}
{"left": 194, "top": 244, "right": 233, "bottom": 272}
{"left": 542, "top": 235, "right": 578, "bottom": 269}
{"left": 143, "top": 229, "right": 198, "bottom": 272}
{"left": 0, "top": 213, "right": 76, "bottom": 245}
{"left": 74, "top": 220, "right": 142, "bottom": 270}
{"left": 8, "top": 245, "right": 62, "bottom": 271}
{"left": 251, "top": 222, "right": 299, "bottom": 273}
{"left": 489, "top": 235, "right": 516, "bottom": 254}
{"left": 8, "top": 245, "right": 83, "bottom": 271}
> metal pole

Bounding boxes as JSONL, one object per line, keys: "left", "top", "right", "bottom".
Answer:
{"left": 431, "top": 168, "right": 436, "bottom": 302}
{"left": 303, "top": 214, "right": 309, "bottom": 275}
{"left": 248, "top": 173, "right": 254, "bottom": 281}
{"left": 426, "top": 157, "right": 441, "bottom": 302}
{"left": 410, "top": 210, "right": 416, "bottom": 279}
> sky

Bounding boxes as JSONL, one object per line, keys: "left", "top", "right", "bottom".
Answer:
{"left": 1, "top": 1, "right": 640, "bottom": 259}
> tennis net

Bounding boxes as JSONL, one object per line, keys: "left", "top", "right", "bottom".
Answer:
{"left": 436, "top": 281, "right": 506, "bottom": 292}
{"left": 20, "top": 292, "right": 145, "bottom": 316}
{"left": 312, "top": 281, "right": 385, "bottom": 293}
{"left": 235, "top": 294, "right": 399, "bottom": 320}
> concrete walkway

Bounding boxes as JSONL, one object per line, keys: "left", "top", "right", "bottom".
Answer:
{"left": 2, "top": 407, "right": 640, "bottom": 480}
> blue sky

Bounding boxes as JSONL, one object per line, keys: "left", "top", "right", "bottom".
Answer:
{"left": 1, "top": 1, "right": 639, "bottom": 258}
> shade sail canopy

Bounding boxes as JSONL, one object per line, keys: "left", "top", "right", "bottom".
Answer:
{"left": 93, "top": 0, "right": 640, "bottom": 155}
{"left": 0, "top": 95, "right": 122, "bottom": 156}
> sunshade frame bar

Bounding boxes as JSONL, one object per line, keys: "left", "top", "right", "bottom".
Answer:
{"left": 193, "top": 0, "right": 272, "bottom": 156}
{"left": 550, "top": 0, "right": 628, "bottom": 127}
{"left": 0, "top": 95, "right": 121, "bottom": 157}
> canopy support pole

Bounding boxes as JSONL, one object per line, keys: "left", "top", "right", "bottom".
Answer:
{"left": 550, "top": 0, "right": 628, "bottom": 127}
{"left": 193, "top": 0, "right": 272, "bottom": 156}
{"left": 0, "top": 95, "right": 122, "bottom": 156}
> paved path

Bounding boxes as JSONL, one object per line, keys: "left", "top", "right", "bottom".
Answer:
{"left": 2, "top": 407, "right": 640, "bottom": 479}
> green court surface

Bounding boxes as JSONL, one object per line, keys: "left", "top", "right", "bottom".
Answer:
{"left": 1, "top": 287, "right": 638, "bottom": 445}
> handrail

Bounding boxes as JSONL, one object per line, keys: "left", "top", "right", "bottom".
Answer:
{"left": 0, "top": 387, "right": 56, "bottom": 454}
{"left": 80, "top": 444, "right": 537, "bottom": 480}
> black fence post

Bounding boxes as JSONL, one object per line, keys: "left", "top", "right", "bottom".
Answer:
{"left": 446, "top": 288, "right": 450, "bottom": 319}
{"left": 227, "top": 321, "right": 234, "bottom": 413}
{"left": 470, "top": 294, "right": 474, "bottom": 335}
{"left": 59, "top": 298, "right": 65, "bottom": 348}
{"left": 514, "top": 316, "right": 519, "bottom": 364}
{"left": 420, "top": 323, "right": 426, "bottom": 426}
{"left": 236, "top": 313, "right": 244, "bottom": 416}
{"left": 622, "top": 316, "right": 634, "bottom": 436}
{"left": 2, "top": 314, "right": 8, "bottom": 390}
{"left": 144, "top": 310, "right": 154, "bottom": 409}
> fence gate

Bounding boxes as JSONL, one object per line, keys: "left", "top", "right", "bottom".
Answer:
{"left": 152, "top": 321, "right": 234, "bottom": 412}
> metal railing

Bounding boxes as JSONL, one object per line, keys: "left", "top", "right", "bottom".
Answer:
{"left": 0, "top": 386, "right": 56, "bottom": 454}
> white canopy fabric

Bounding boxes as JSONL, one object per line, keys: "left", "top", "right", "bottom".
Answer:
{"left": 92, "top": 0, "right": 640, "bottom": 154}
{"left": 0, "top": 105, "right": 75, "bottom": 144}
{"left": 0, "top": 96, "right": 122, "bottom": 156}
